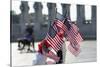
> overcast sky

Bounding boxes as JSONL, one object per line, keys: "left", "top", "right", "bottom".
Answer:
{"left": 12, "top": 0, "right": 97, "bottom": 21}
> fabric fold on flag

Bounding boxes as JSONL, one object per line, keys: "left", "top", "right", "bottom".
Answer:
{"left": 54, "top": 19, "right": 83, "bottom": 56}
{"left": 45, "top": 22, "right": 64, "bottom": 52}
{"left": 66, "top": 24, "right": 83, "bottom": 56}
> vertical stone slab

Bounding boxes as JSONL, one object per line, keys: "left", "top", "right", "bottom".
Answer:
{"left": 47, "top": 3, "right": 56, "bottom": 26}
{"left": 91, "top": 5, "right": 97, "bottom": 39}
{"left": 20, "top": 1, "right": 30, "bottom": 36}
{"left": 77, "top": 5, "right": 85, "bottom": 24}
{"left": 91, "top": 5, "right": 97, "bottom": 23}
{"left": 76, "top": 5, "right": 86, "bottom": 39}
{"left": 33, "top": 2, "right": 43, "bottom": 40}
{"left": 61, "top": 4, "right": 70, "bottom": 18}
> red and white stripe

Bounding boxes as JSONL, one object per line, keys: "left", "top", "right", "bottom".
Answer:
{"left": 66, "top": 24, "right": 83, "bottom": 44}
{"left": 45, "top": 19, "right": 83, "bottom": 56}
{"left": 66, "top": 24, "right": 83, "bottom": 56}
{"left": 55, "top": 20, "right": 83, "bottom": 44}
{"left": 54, "top": 20, "right": 83, "bottom": 56}
{"left": 46, "top": 33, "right": 64, "bottom": 52}
{"left": 68, "top": 43, "right": 81, "bottom": 57}
{"left": 55, "top": 20, "right": 68, "bottom": 32}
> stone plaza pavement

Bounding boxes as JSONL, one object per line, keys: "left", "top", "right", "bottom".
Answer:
{"left": 11, "top": 40, "right": 96, "bottom": 67}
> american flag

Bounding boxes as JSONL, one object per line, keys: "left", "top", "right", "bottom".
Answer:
{"left": 54, "top": 18, "right": 83, "bottom": 56}
{"left": 45, "top": 23, "right": 64, "bottom": 52}
{"left": 54, "top": 20, "right": 67, "bottom": 32}
{"left": 66, "top": 24, "right": 83, "bottom": 56}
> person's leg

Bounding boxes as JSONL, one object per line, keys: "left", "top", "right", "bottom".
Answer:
{"left": 62, "top": 43, "right": 67, "bottom": 63}
{"left": 19, "top": 39, "right": 25, "bottom": 50}
{"left": 32, "top": 38, "right": 34, "bottom": 50}
{"left": 26, "top": 40, "right": 33, "bottom": 52}
{"left": 56, "top": 50, "right": 63, "bottom": 64}
{"left": 26, "top": 40, "right": 31, "bottom": 52}
{"left": 18, "top": 40, "right": 20, "bottom": 49}
{"left": 18, "top": 40, "right": 21, "bottom": 50}
{"left": 27, "top": 44, "right": 30, "bottom": 52}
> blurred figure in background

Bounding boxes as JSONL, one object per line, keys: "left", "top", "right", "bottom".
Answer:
{"left": 18, "top": 23, "right": 35, "bottom": 52}
{"left": 25, "top": 23, "right": 35, "bottom": 52}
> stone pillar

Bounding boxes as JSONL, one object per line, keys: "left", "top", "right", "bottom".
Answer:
{"left": 77, "top": 5, "right": 85, "bottom": 24}
{"left": 91, "top": 5, "right": 97, "bottom": 23}
{"left": 91, "top": 5, "right": 97, "bottom": 39}
{"left": 33, "top": 2, "right": 43, "bottom": 40}
{"left": 20, "top": 1, "right": 30, "bottom": 35}
{"left": 47, "top": 3, "right": 56, "bottom": 26}
{"left": 61, "top": 4, "right": 70, "bottom": 18}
